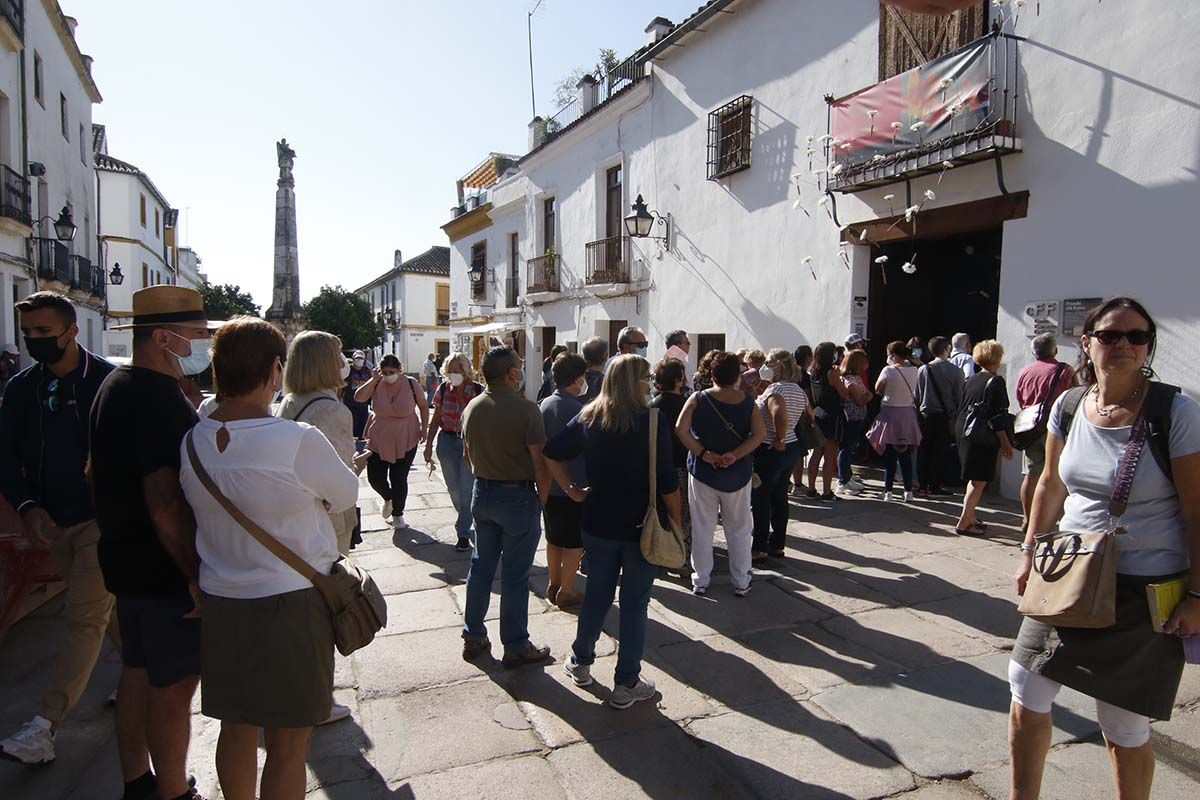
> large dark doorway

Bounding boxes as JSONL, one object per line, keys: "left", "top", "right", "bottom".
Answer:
{"left": 866, "top": 227, "right": 1002, "bottom": 377}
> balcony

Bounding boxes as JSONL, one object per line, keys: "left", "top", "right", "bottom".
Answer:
{"left": 526, "top": 253, "right": 561, "bottom": 295}
{"left": 73, "top": 255, "right": 100, "bottom": 295}
{"left": 826, "top": 33, "right": 1022, "bottom": 193}
{"left": 584, "top": 236, "right": 629, "bottom": 286}
{"left": 0, "top": 0, "right": 22, "bottom": 53}
{"left": 450, "top": 192, "right": 488, "bottom": 220}
{"left": 35, "top": 238, "right": 73, "bottom": 285}
{"left": 533, "top": 55, "right": 646, "bottom": 154}
{"left": 436, "top": 310, "right": 450, "bottom": 326}
{"left": 0, "top": 164, "right": 32, "bottom": 235}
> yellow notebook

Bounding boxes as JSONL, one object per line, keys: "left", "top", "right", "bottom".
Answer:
{"left": 1146, "top": 576, "right": 1190, "bottom": 633}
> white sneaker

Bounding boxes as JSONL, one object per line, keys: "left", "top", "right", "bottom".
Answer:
{"left": 0, "top": 716, "right": 55, "bottom": 764}
{"left": 318, "top": 702, "right": 352, "bottom": 726}
{"left": 903, "top": 491, "right": 914, "bottom": 503}
{"left": 837, "top": 481, "right": 863, "bottom": 496}
{"left": 381, "top": 500, "right": 393, "bottom": 520}
{"left": 609, "top": 677, "right": 657, "bottom": 709}
{"left": 732, "top": 584, "right": 752, "bottom": 598}
{"left": 393, "top": 513, "right": 407, "bottom": 530}
{"left": 563, "top": 657, "right": 594, "bottom": 687}
{"left": 847, "top": 478, "right": 866, "bottom": 493}
{"left": 882, "top": 492, "right": 896, "bottom": 502}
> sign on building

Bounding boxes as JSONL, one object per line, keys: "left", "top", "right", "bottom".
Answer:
{"left": 1060, "top": 297, "right": 1103, "bottom": 338}
{"left": 1023, "top": 299, "right": 1060, "bottom": 338}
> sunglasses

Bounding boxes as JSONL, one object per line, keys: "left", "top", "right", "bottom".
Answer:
{"left": 1086, "top": 329, "right": 1154, "bottom": 346}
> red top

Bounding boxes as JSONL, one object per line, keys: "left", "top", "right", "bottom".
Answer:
{"left": 1016, "top": 358, "right": 1072, "bottom": 409}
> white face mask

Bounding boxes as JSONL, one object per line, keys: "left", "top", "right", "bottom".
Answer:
{"left": 759, "top": 364, "right": 775, "bottom": 382}
{"left": 353, "top": 358, "right": 365, "bottom": 368}
{"left": 383, "top": 373, "right": 400, "bottom": 384}
{"left": 340, "top": 361, "right": 351, "bottom": 380}
{"left": 448, "top": 372, "right": 465, "bottom": 387}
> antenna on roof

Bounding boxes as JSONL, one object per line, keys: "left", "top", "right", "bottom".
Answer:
{"left": 528, "top": 0, "right": 545, "bottom": 118}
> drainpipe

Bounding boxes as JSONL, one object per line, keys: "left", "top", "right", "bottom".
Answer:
{"left": 19, "top": 30, "right": 33, "bottom": 288}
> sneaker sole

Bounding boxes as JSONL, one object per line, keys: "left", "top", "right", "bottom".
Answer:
{"left": 609, "top": 692, "right": 655, "bottom": 710}
{"left": 563, "top": 664, "right": 594, "bottom": 687}
{"left": 0, "top": 750, "right": 54, "bottom": 766}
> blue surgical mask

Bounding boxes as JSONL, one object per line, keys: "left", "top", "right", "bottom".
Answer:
{"left": 167, "top": 330, "right": 212, "bottom": 376}
{"left": 635, "top": 344, "right": 648, "bottom": 358}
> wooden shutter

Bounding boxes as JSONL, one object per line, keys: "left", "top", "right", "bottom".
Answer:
{"left": 878, "top": 2, "right": 989, "bottom": 80}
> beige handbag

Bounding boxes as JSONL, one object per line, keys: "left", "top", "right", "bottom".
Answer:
{"left": 186, "top": 432, "right": 387, "bottom": 656}
{"left": 639, "top": 410, "right": 687, "bottom": 569}
{"left": 1017, "top": 411, "right": 1147, "bottom": 629}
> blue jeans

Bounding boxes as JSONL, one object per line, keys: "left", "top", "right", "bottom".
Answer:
{"left": 462, "top": 480, "right": 542, "bottom": 654}
{"left": 571, "top": 533, "right": 657, "bottom": 687}
{"left": 436, "top": 433, "right": 475, "bottom": 541}
{"left": 838, "top": 419, "right": 865, "bottom": 484}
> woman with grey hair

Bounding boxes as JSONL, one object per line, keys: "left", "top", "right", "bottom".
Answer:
{"left": 424, "top": 353, "right": 484, "bottom": 551}
{"left": 751, "top": 348, "right": 809, "bottom": 560}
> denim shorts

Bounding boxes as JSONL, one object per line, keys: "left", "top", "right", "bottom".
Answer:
{"left": 116, "top": 590, "right": 202, "bottom": 687}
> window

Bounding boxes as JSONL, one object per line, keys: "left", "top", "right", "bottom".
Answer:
{"left": 33, "top": 53, "right": 43, "bottom": 106}
{"left": 470, "top": 241, "right": 486, "bottom": 299}
{"left": 605, "top": 166, "right": 622, "bottom": 238}
{"left": 436, "top": 283, "right": 450, "bottom": 326}
{"left": 542, "top": 197, "right": 555, "bottom": 254}
{"left": 878, "top": 3, "right": 988, "bottom": 80}
{"left": 141, "top": 263, "right": 148, "bottom": 287}
{"left": 154, "top": 208, "right": 160, "bottom": 238}
{"left": 79, "top": 124, "right": 85, "bottom": 164}
{"left": 507, "top": 233, "right": 519, "bottom": 307}
{"left": 139, "top": 194, "right": 146, "bottom": 227}
{"left": 707, "top": 95, "right": 752, "bottom": 180}
{"left": 696, "top": 334, "right": 726, "bottom": 357}
{"left": 59, "top": 94, "right": 68, "bottom": 140}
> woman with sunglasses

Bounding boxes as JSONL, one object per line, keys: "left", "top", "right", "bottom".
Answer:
{"left": 1008, "top": 297, "right": 1200, "bottom": 800}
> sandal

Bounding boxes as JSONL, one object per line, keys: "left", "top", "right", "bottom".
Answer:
{"left": 954, "top": 524, "right": 985, "bottom": 536}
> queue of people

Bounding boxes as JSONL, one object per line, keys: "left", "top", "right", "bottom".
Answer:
{"left": 2, "top": 291, "right": 1197, "bottom": 800}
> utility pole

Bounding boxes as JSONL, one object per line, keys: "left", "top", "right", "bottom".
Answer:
{"left": 527, "top": 0, "right": 544, "bottom": 118}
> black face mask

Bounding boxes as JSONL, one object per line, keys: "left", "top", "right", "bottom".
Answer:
{"left": 25, "top": 332, "right": 68, "bottom": 365}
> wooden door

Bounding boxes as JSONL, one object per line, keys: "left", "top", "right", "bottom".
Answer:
{"left": 878, "top": 2, "right": 989, "bottom": 79}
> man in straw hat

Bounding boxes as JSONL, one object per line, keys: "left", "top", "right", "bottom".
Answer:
{"left": 90, "top": 286, "right": 219, "bottom": 800}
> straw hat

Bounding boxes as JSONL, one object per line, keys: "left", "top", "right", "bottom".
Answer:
{"left": 111, "top": 286, "right": 222, "bottom": 330}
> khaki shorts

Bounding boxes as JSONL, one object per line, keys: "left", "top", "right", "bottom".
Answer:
{"left": 1022, "top": 432, "right": 1048, "bottom": 477}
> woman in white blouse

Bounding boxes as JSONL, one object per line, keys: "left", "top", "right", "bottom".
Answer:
{"left": 179, "top": 317, "right": 359, "bottom": 800}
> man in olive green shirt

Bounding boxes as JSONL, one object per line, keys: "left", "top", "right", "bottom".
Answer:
{"left": 460, "top": 346, "right": 553, "bottom": 667}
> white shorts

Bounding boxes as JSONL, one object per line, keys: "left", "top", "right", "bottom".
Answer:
{"left": 1008, "top": 660, "right": 1151, "bottom": 748}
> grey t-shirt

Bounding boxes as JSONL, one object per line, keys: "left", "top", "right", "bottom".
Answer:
{"left": 1050, "top": 391, "right": 1200, "bottom": 575}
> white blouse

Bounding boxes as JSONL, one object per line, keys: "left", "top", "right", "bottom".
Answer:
{"left": 179, "top": 417, "right": 360, "bottom": 599}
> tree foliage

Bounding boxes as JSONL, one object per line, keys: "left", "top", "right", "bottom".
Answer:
{"left": 200, "top": 283, "right": 261, "bottom": 320}
{"left": 302, "top": 286, "right": 382, "bottom": 351}
{"left": 551, "top": 47, "right": 619, "bottom": 110}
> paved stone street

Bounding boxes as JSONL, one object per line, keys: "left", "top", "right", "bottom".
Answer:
{"left": 2, "top": 465, "right": 1198, "bottom": 799}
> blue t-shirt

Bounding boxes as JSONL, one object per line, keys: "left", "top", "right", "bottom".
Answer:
{"left": 688, "top": 391, "right": 755, "bottom": 493}
{"left": 543, "top": 409, "right": 679, "bottom": 541}
{"left": 1050, "top": 390, "right": 1200, "bottom": 575}
{"left": 539, "top": 390, "right": 587, "bottom": 498}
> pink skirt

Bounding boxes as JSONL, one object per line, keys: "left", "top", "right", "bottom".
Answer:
{"left": 866, "top": 405, "right": 923, "bottom": 454}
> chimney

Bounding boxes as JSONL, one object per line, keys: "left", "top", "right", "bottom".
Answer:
{"left": 576, "top": 74, "right": 599, "bottom": 114}
{"left": 644, "top": 16, "right": 673, "bottom": 46}
{"left": 394, "top": 249, "right": 403, "bottom": 268}
{"left": 529, "top": 116, "right": 546, "bottom": 150}
{"left": 63, "top": 16, "right": 78, "bottom": 37}
{"left": 81, "top": 54, "right": 94, "bottom": 74}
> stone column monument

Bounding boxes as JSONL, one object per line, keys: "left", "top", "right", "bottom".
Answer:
{"left": 265, "top": 138, "right": 305, "bottom": 341}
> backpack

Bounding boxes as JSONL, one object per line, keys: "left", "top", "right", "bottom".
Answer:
{"left": 1059, "top": 381, "right": 1179, "bottom": 482}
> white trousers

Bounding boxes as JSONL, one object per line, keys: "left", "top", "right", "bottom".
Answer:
{"left": 1008, "top": 660, "right": 1151, "bottom": 748}
{"left": 688, "top": 476, "right": 753, "bottom": 591}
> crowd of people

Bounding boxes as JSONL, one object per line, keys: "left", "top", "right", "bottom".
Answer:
{"left": 0, "top": 286, "right": 1196, "bottom": 800}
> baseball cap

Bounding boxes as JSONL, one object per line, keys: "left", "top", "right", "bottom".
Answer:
{"left": 845, "top": 333, "right": 866, "bottom": 347}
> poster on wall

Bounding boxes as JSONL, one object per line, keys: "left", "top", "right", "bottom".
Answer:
{"left": 1023, "top": 300, "right": 1060, "bottom": 338}
{"left": 830, "top": 36, "right": 994, "bottom": 168}
{"left": 1060, "top": 298, "right": 1103, "bottom": 337}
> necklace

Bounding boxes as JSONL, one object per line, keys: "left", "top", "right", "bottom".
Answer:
{"left": 1091, "top": 381, "right": 1144, "bottom": 418}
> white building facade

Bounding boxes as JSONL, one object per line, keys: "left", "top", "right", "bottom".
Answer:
{"left": 176, "top": 246, "right": 205, "bottom": 292}
{"left": 355, "top": 246, "right": 451, "bottom": 373}
{"left": 94, "top": 124, "right": 180, "bottom": 359}
{"left": 446, "top": 0, "right": 1200, "bottom": 496}
{"left": 0, "top": 1, "right": 103, "bottom": 359}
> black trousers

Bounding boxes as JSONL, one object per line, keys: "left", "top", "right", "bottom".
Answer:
{"left": 917, "top": 413, "right": 952, "bottom": 491}
{"left": 367, "top": 446, "right": 418, "bottom": 513}
{"left": 751, "top": 442, "right": 804, "bottom": 553}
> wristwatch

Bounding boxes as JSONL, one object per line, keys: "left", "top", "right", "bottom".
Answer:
{"left": 1019, "top": 543, "right": 1035, "bottom": 553}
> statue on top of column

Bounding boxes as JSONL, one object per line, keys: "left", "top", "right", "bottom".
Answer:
{"left": 276, "top": 139, "right": 296, "bottom": 186}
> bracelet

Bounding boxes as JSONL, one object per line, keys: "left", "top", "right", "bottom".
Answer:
{"left": 1019, "top": 543, "right": 1035, "bottom": 553}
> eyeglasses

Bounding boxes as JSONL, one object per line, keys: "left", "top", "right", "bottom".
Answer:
{"left": 1086, "top": 329, "right": 1154, "bottom": 346}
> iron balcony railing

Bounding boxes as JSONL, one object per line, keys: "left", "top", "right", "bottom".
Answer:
{"left": 72, "top": 255, "right": 96, "bottom": 294}
{"left": 0, "top": 0, "right": 23, "bottom": 41}
{"left": 34, "top": 238, "right": 73, "bottom": 285}
{"left": 436, "top": 310, "right": 450, "bottom": 326}
{"left": 584, "top": 236, "right": 629, "bottom": 285}
{"left": 526, "top": 253, "right": 560, "bottom": 293}
{"left": 539, "top": 55, "right": 646, "bottom": 147}
{"left": 0, "top": 164, "right": 31, "bottom": 226}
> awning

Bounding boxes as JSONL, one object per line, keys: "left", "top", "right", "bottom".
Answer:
{"left": 456, "top": 321, "right": 520, "bottom": 336}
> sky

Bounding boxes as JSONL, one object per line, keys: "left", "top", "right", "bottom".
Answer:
{"left": 71, "top": 0, "right": 709, "bottom": 312}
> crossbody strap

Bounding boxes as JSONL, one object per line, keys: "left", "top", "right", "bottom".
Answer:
{"left": 184, "top": 431, "right": 319, "bottom": 582}
{"left": 1032, "top": 363, "right": 1069, "bottom": 429}
{"left": 701, "top": 389, "right": 748, "bottom": 441}
{"left": 1109, "top": 405, "right": 1149, "bottom": 519}
{"left": 647, "top": 409, "right": 658, "bottom": 510}
{"left": 895, "top": 368, "right": 917, "bottom": 408}
{"left": 294, "top": 395, "right": 336, "bottom": 422}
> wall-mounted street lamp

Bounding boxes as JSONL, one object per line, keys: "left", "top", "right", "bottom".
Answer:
{"left": 467, "top": 263, "right": 484, "bottom": 284}
{"left": 623, "top": 194, "right": 671, "bottom": 250}
{"left": 108, "top": 262, "right": 125, "bottom": 285}
{"left": 34, "top": 205, "right": 77, "bottom": 242}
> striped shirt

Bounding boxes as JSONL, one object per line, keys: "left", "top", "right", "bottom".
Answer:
{"left": 432, "top": 380, "right": 483, "bottom": 433}
{"left": 757, "top": 381, "right": 808, "bottom": 445}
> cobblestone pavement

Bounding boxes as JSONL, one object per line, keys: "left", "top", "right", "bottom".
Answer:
{"left": 2, "top": 465, "right": 1198, "bottom": 799}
